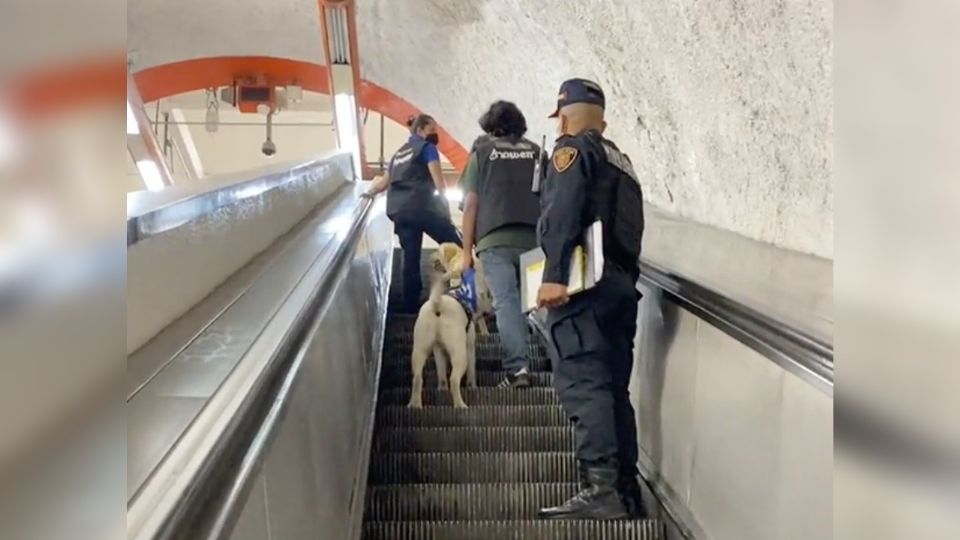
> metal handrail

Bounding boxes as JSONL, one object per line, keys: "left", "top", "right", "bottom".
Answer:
{"left": 127, "top": 151, "right": 354, "bottom": 245}
{"left": 638, "top": 257, "right": 833, "bottom": 395}
{"left": 130, "top": 195, "right": 375, "bottom": 540}
{"left": 527, "top": 254, "right": 834, "bottom": 396}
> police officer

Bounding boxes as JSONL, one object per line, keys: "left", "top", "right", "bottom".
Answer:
{"left": 460, "top": 101, "right": 544, "bottom": 387}
{"left": 535, "top": 79, "right": 646, "bottom": 520}
{"left": 365, "top": 114, "right": 462, "bottom": 313}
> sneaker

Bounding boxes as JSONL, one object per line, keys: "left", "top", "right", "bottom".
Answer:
{"left": 498, "top": 367, "right": 532, "bottom": 388}
{"left": 539, "top": 466, "right": 628, "bottom": 520}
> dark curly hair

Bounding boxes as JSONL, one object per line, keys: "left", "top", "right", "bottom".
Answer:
{"left": 478, "top": 101, "right": 527, "bottom": 138}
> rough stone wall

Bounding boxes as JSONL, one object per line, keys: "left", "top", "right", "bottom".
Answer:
{"left": 358, "top": 0, "right": 833, "bottom": 257}
{"left": 127, "top": 0, "right": 325, "bottom": 69}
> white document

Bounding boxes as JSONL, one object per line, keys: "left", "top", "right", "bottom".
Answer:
{"left": 520, "top": 222, "right": 604, "bottom": 312}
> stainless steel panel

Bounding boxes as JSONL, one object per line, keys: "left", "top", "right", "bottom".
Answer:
{"left": 127, "top": 190, "right": 359, "bottom": 500}
{"left": 126, "top": 250, "right": 272, "bottom": 398}
{"left": 127, "top": 395, "right": 206, "bottom": 497}
{"left": 688, "top": 322, "right": 785, "bottom": 540}
{"left": 127, "top": 152, "right": 354, "bottom": 245}
{"left": 258, "top": 206, "right": 392, "bottom": 540}
{"left": 633, "top": 287, "right": 832, "bottom": 540}
{"left": 126, "top": 156, "right": 350, "bottom": 355}
{"left": 230, "top": 476, "right": 271, "bottom": 540}
{"left": 777, "top": 372, "right": 833, "bottom": 540}
{"left": 632, "top": 286, "right": 700, "bottom": 506}
{"left": 221, "top": 200, "right": 393, "bottom": 540}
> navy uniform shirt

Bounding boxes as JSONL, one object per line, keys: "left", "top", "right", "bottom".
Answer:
{"left": 538, "top": 130, "right": 604, "bottom": 285}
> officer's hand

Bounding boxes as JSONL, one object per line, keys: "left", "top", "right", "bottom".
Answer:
{"left": 537, "top": 283, "right": 569, "bottom": 309}
{"left": 461, "top": 251, "right": 474, "bottom": 273}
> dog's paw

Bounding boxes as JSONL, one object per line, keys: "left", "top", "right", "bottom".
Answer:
{"left": 453, "top": 400, "right": 468, "bottom": 409}
{"left": 407, "top": 400, "right": 423, "bottom": 409}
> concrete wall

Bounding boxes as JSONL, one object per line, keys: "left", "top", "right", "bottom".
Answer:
{"left": 127, "top": 0, "right": 325, "bottom": 69}
{"left": 357, "top": 0, "right": 833, "bottom": 257}
{"left": 127, "top": 0, "right": 832, "bottom": 255}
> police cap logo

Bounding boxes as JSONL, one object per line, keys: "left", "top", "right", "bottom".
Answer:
{"left": 552, "top": 147, "right": 579, "bottom": 173}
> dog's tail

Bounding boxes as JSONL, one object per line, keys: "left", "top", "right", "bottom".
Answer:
{"left": 427, "top": 269, "right": 459, "bottom": 316}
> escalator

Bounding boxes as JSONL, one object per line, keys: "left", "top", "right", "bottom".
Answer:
{"left": 360, "top": 271, "right": 665, "bottom": 539}
{"left": 127, "top": 157, "right": 831, "bottom": 540}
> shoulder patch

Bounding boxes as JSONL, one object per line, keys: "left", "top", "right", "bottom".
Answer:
{"left": 552, "top": 147, "right": 579, "bottom": 173}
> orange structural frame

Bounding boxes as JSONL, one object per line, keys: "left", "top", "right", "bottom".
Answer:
{"left": 134, "top": 56, "right": 468, "bottom": 171}
{"left": 9, "top": 56, "right": 126, "bottom": 122}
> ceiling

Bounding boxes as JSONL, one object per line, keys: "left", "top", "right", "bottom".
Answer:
{"left": 127, "top": 0, "right": 833, "bottom": 257}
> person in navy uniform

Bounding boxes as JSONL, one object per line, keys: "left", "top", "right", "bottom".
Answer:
{"left": 535, "top": 79, "right": 647, "bottom": 520}
{"left": 366, "top": 114, "right": 462, "bottom": 313}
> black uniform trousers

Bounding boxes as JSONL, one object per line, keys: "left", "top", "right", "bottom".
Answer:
{"left": 393, "top": 209, "right": 462, "bottom": 313}
{"left": 545, "top": 268, "right": 640, "bottom": 476}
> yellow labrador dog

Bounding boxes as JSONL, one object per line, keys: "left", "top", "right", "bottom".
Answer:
{"left": 407, "top": 243, "right": 490, "bottom": 408}
{"left": 434, "top": 243, "right": 493, "bottom": 334}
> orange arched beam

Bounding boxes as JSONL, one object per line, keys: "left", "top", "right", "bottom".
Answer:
{"left": 133, "top": 56, "right": 468, "bottom": 171}
{"left": 8, "top": 56, "right": 126, "bottom": 122}
{"left": 134, "top": 57, "right": 330, "bottom": 103}
{"left": 359, "top": 80, "right": 469, "bottom": 171}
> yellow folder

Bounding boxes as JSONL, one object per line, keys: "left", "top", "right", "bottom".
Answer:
{"left": 520, "top": 222, "right": 604, "bottom": 312}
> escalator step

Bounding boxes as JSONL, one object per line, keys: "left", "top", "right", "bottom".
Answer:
{"left": 379, "top": 369, "right": 553, "bottom": 389}
{"left": 377, "top": 387, "right": 559, "bottom": 406}
{"left": 377, "top": 406, "right": 568, "bottom": 428}
{"left": 367, "top": 483, "right": 591, "bottom": 520}
{"left": 382, "top": 352, "right": 551, "bottom": 372}
{"left": 385, "top": 335, "right": 546, "bottom": 355}
{"left": 365, "top": 303, "right": 664, "bottom": 540}
{"left": 374, "top": 426, "right": 574, "bottom": 453}
{"left": 369, "top": 452, "right": 576, "bottom": 484}
{"left": 362, "top": 520, "right": 664, "bottom": 540}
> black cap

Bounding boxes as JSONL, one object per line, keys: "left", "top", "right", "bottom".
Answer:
{"left": 548, "top": 78, "right": 605, "bottom": 118}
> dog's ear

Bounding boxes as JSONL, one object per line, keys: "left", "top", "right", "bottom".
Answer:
{"left": 437, "top": 243, "right": 460, "bottom": 266}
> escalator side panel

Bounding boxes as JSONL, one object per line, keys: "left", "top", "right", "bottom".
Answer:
{"left": 228, "top": 206, "right": 394, "bottom": 540}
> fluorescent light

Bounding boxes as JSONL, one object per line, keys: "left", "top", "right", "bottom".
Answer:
{"left": 444, "top": 188, "right": 464, "bottom": 202}
{"left": 334, "top": 92, "right": 363, "bottom": 179}
{"left": 136, "top": 160, "right": 165, "bottom": 191}
{"left": 126, "top": 102, "right": 139, "bottom": 135}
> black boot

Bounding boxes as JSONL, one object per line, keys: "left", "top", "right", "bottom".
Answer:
{"left": 617, "top": 474, "right": 647, "bottom": 519}
{"left": 539, "top": 466, "right": 628, "bottom": 520}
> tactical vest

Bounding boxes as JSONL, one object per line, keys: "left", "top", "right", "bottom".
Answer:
{"left": 585, "top": 134, "right": 645, "bottom": 270}
{"left": 386, "top": 138, "right": 436, "bottom": 219}
{"left": 474, "top": 136, "right": 542, "bottom": 240}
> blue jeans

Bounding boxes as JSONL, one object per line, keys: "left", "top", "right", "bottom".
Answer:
{"left": 394, "top": 211, "right": 461, "bottom": 313}
{"left": 478, "top": 247, "right": 530, "bottom": 373}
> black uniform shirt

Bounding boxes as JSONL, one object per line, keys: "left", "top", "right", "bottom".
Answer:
{"left": 538, "top": 130, "right": 603, "bottom": 285}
